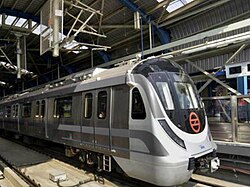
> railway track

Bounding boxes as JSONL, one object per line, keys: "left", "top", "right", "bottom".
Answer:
{"left": 0, "top": 136, "right": 149, "bottom": 187}
{"left": 0, "top": 136, "right": 119, "bottom": 187}
{"left": 0, "top": 135, "right": 249, "bottom": 187}
{"left": 192, "top": 153, "right": 250, "bottom": 187}
{"left": 27, "top": 143, "right": 152, "bottom": 187}
{"left": 0, "top": 155, "right": 37, "bottom": 186}
{"left": 190, "top": 173, "right": 249, "bottom": 187}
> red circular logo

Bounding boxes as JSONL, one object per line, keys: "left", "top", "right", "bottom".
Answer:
{"left": 189, "top": 112, "right": 201, "bottom": 133}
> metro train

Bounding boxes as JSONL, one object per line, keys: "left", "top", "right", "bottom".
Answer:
{"left": 0, "top": 57, "right": 219, "bottom": 186}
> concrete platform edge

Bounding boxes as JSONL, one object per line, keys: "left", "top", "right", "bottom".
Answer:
{"left": 0, "top": 160, "right": 29, "bottom": 187}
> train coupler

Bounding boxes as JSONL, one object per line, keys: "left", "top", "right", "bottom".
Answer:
{"left": 196, "top": 156, "right": 220, "bottom": 173}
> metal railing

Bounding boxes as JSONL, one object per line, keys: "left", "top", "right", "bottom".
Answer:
{"left": 203, "top": 95, "right": 250, "bottom": 143}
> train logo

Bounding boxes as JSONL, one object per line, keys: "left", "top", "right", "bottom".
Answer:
{"left": 189, "top": 112, "right": 201, "bottom": 133}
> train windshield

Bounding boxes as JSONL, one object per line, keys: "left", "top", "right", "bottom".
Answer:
{"left": 149, "top": 71, "right": 200, "bottom": 111}
{"left": 132, "top": 58, "right": 205, "bottom": 133}
{"left": 156, "top": 82, "right": 174, "bottom": 110}
{"left": 170, "top": 72, "right": 201, "bottom": 110}
{"left": 174, "top": 82, "right": 198, "bottom": 109}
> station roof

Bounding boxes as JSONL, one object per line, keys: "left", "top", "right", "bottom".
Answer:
{"left": 0, "top": 0, "right": 238, "bottom": 95}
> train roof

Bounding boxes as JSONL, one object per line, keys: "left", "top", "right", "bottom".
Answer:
{"left": 0, "top": 56, "right": 177, "bottom": 104}
{"left": 0, "top": 61, "right": 137, "bottom": 104}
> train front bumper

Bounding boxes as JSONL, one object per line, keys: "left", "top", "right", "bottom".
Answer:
{"left": 188, "top": 149, "right": 220, "bottom": 173}
{"left": 114, "top": 156, "right": 193, "bottom": 186}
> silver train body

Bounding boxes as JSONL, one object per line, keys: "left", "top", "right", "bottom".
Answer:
{"left": 0, "top": 58, "right": 219, "bottom": 186}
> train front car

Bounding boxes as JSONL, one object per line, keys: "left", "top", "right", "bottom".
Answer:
{"left": 115, "top": 57, "right": 219, "bottom": 186}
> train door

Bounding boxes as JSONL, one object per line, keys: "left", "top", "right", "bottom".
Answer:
{"left": 111, "top": 85, "right": 130, "bottom": 158}
{"left": 16, "top": 104, "right": 20, "bottom": 132}
{"left": 11, "top": 104, "right": 19, "bottom": 132}
{"left": 0, "top": 106, "right": 3, "bottom": 129}
{"left": 94, "top": 88, "right": 111, "bottom": 150}
{"left": 82, "top": 92, "right": 95, "bottom": 147}
{"left": 33, "top": 100, "right": 47, "bottom": 138}
{"left": 54, "top": 96, "right": 74, "bottom": 142}
{"left": 235, "top": 96, "right": 250, "bottom": 143}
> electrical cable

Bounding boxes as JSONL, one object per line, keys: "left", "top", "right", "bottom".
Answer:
{"left": 57, "top": 178, "right": 93, "bottom": 187}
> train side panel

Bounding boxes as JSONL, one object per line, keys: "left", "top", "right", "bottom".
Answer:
{"left": 0, "top": 106, "right": 3, "bottom": 129}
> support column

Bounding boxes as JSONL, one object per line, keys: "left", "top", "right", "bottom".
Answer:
{"left": 91, "top": 49, "right": 94, "bottom": 68}
{"left": 140, "top": 15, "right": 144, "bottom": 58}
{"left": 15, "top": 34, "right": 22, "bottom": 79}
{"left": 1, "top": 13, "right": 5, "bottom": 25}
{"left": 237, "top": 76, "right": 248, "bottom": 95}
{"left": 149, "top": 22, "right": 152, "bottom": 49}
{"left": 118, "top": 0, "right": 171, "bottom": 45}
{"left": 22, "top": 36, "right": 27, "bottom": 70}
{"left": 53, "top": 0, "right": 60, "bottom": 57}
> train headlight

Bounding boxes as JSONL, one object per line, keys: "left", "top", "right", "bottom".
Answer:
{"left": 159, "top": 120, "right": 186, "bottom": 149}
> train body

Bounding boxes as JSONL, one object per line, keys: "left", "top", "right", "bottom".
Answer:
{"left": 0, "top": 57, "right": 219, "bottom": 186}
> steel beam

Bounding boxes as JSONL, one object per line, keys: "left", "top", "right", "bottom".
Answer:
{"left": 0, "top": 0, "right": 5, "bottom": 8}
{"left": 11, "top": 0, "right": 20, "bottom": 10}
{"left": 148, "top": 0, "right": 171, "bottom": 14}
{"left": 64, "top": 24, "right": 148, "bottom": 29}
{"left": 66, "top": 10, "right": 83, "bottom": 38}
{"left": 0, "top": 48, "right": 14, "bottom": 66}
{"left": 24, "top": 0, "right": 35, "bottom": 13}
{"left": 159, "top": 0, "right": 230, "bottom": 27}
{"left": 63, "top": 0, "right": 110, "bottom": 64}
{"left": 27, "top": 52, "right": 42, "bottom": 76}
{"left": 118, "top": 0, "right": 170, "bottom": 45}
{"left": 186, "top": 59, "right": 242, "bottom": 96}
{"left": 100, "top": 18, "right": 250, "bottom": 68}
{"left": 198, "top": 44, "right": 248, "bottom": 93}
{"left": 0, "top": 8, "right": 39, "bottom": 23}
{"left": 97, "top": 0, "right": 105, "bottom": 44}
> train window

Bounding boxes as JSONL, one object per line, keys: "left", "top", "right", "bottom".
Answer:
{"left": 35, "top": 101, "right": 40, "bottom": 118}
{"left": 229, "top": 66, "right": 241, "bottom": 75}
{"left": 174, "top": 83, "right": 198, "bottom": 109}
{"left": 15, "top": 104, "right": 18, "bottom": 117}
{"left": 12, "top": 105, "right": 16, "bottom": 118}
{"left": 22, "top": 103, "right": 32, "bottom": 118}
{"left": 97, "top": 91, "right": 107, "bottom": 119}
{"left": 5, "top": 106, "right": 11, "bottom": 118}
{"left": 54, "top": 97, "right": 72, "bottom": 118}
{"left": 84, "top": 93, "right": 92, "bottom": 119}
{"left": 12, "top": 104, "right": 19, "bottom": 118}
{"left": 156, "top": 82, "right": 174, "bottom": 110}
{"left": 41, "top": 100, "right": 45, "bottom": 118}
{"left": 132, "top": 88, "right": 146, "bottom": 119}
{"left": 0, "top": 107, "right": 3, "bottom": 118}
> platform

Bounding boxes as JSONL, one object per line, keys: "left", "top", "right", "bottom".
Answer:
{"left": 215, "top": 141, "right": 250, "bottom": 157}
{"left": 0, "top": 138, "right": 115, "bottom": 187}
